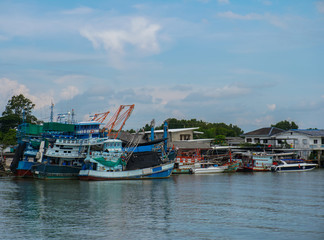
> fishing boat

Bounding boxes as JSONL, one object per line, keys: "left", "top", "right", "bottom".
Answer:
{"left": 271, "top": 159, "right": 317, "bottom": 172}
{"left": 173, "top": 149, "right": 204, "bottom": 174}
{"left": 29, "top": 121, "right": 105, "bottom": 179}
{"left": 190, "top": 147, "right": 240, "bottom": 174}
{"left": 79, "top": 138, "right": 174, "bottom": 180}
{"left": 12, "top": 105, "right": 135, "bottom": 179}
{"left": 223, "top": 160, "right": 240, "bottom": 173}
{"left": 242, "top": 154, "right": 274, "bottom": 171}
{"left": 31, "top": 138, "right": 87, "bottom": 179}
{"left": 190, "top": 162, "right": 228, "bottom": 174}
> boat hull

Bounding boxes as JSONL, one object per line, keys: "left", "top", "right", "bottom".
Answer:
{"left": 271, "top": 164, "right": 317, "bottom": 172}
{"left": 32, "top": 164, "right": 81, "bottom": 180}
{"left": 172, "top": 168, "right": 191, "bottom": 174}
{"left": 192, "top": 166, "right": 227, "bottom": 174}
{"left": 79, "top": 163, "right": 174, "bottom": 181}
{"left": 15, "top": 161, "right": 37, "bottom": 178}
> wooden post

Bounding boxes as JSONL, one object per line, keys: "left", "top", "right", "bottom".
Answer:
{"left": 317, "top": 150, "right": 321, "bottom": 167}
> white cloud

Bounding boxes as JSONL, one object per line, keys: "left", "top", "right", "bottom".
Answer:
{"left": 217, "top": 11, "right": 286, "bottom": 28}
{"left": 218, "top": 0, "right": 230, "bottom": 4}
{"left": 54, "top": 74, "right": 87, "bottom": 85}
{"left": 262, "top": 1, "right": 272, "bottom": 6}
{"left": 316, "top": 1, "right": 324, "bottom": 13}
{"left": 267, "top": 104, "right": 276, "bottom": 111}
{"left": 61, "top": 7, "right": 94, "bottom": 15}
{"left": 80, "top": 17, "right": 161, "bottom": 68}
{"left": 218, "top": 11, "right": 263, "bottom": 20}
{"left": 0, "top": 78, "right": 29, "bottom": 104}
{"left": 61, "top": 86, "right": 80, "bottom": 100}
{"left": 0, "top": 78, "right": 53, "bottom": 110}
{"left": 255, "top": 115, "right": 274, "bottom": 127}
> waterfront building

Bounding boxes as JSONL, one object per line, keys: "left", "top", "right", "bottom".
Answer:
{"left": 241, "top": 127, "right": 285, "bottom": 146}
{"left": 274, "top": 129, "right": 324, "bottom": 166}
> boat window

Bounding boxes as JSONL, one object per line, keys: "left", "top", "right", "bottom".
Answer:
{"left": 93, "top": 163, "right": 98, "bottom": 170}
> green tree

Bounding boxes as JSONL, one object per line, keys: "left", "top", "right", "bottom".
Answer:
{"left": 0, "top": 128, "right": 17, "bottom": 159}
{"left": 214, "top": 135, "right": 226, "bottom": 145}
{"left": 271, "top": 120, "right": 298, "bottom": 130}
{"left": 0, "top": 94, "right": 38, "bottom": 130}
{"left": 156, "top": 118, "right": 244, "bottom": 139}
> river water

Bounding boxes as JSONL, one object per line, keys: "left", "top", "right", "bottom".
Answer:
{"left": 0, "top": 170, "right": 323, "bottom": 240}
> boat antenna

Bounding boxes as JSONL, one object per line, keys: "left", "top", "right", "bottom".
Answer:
{"left": 50, "top": 101, "right": 54, "bottom": 122}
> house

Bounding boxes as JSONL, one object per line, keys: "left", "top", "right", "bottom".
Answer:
{"left": 145, "top": 127, "right": 204, "bottom": 142}
{"left": 241, "top": 127, "right": 285, "bottom": 146}
{"left": 274, "top": 129, "right": 324, "bottom": 162}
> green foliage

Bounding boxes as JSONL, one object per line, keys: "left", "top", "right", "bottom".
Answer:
{"left": 156, "top": 118, "right": 243, "bottom": 138}
{"left": 271, "top": 120, "right": 298, "bottom": 130}
{"left": 0, "top": 114, "right": 20, "bottom": 132}
{"left": 0, "top": 94, "right": 38, "bottom": 132}
{"left": 0, "top": 129, "right": 17, "bottom": 150}
{"left": 214, "top": 135, "right": 226, "bottom": 145}
{"left": 1, "top": 129, "right": 17, "bottom": 146}
{"left": 2, "top": 94, "right": 38, "bottom": 123}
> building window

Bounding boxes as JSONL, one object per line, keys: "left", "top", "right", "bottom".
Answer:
{"left": 254, "top": 138, "right": 260, "bottom": 143}
{"left": 247, "top": 138, "right": 252, "bottom": 143}
{"left": 180, "top": 134, "right": 190, "bottom": 140}
{"left": 263, "top": 139, "right": 268, "bottom": 144}
{"left": 314, "top": 139, "right": 318, "bottom": 144}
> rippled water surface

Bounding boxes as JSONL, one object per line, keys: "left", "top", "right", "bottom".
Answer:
{"left": 1, "top": 170, "right": 324, "bottom": 240}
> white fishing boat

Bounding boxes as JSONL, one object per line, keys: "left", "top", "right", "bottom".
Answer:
{"left": 271, "top": 159, "right": 317, "bottom": 172}
{"left": 190, "top": 163, "right": 228, "bottom": 174}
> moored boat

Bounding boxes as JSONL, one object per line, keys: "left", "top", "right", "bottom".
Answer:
{"left": 223, "top": 160, "right": 240, "bottom": 173}
{"left": 172, "top": 149, "right": 203, "bottom": 174}
{"left": 242, "top": 154, "right": 274, "bottom": 171}
{"left": 31, "top": 135, "right": 110, "bottom": 180}
{"left": 190, "top": 162, "right": 228, "bottom": 174}
{"left": 79, "top": 138, "right": 174, "bottom": 180}
{"left": 79, "top": 162, "right": 174, "bottom": 180}
{"left": 271, "top": 159, "right": 317, "bottom": 172}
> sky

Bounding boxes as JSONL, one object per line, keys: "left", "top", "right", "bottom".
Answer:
{"left": 0, "top": 0, "right": 323, "bottom": 132}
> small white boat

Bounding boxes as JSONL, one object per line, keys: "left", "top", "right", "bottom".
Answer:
{"left": 271, "top": 159, "right": 317, "bottom": 172}
{"left": 191, "top": 163, "right": 228, "bottom": 174}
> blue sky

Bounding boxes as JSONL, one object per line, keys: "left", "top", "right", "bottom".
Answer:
{"left": 1, "top": 0, "right": 323, "bottom": 132}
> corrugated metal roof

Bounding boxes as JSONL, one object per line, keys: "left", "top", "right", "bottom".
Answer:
{"left": 291, "top": 129, "right": 324, "bottom": 137}
{"left": 171, "top": 140, "right": 211, "bottom": 149}
{"left": 145, "top": 127, "right": 200, "bottom": 134}
{"left": 241, "top": 127, "right": 284, "bottom": 137}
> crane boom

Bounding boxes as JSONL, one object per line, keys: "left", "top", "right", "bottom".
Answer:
{"left": 104, "top": 104, "right": 135, "bottom": 139}
{"left": 90, "top": 111, "right": 110, "bottom": 123}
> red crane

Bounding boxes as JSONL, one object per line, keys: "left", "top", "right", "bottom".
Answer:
{"left": 90, "top": 111, "right": 110, "bottom": 123}
{"left": 103, "top": 104, "right": 135, "bottom": 139}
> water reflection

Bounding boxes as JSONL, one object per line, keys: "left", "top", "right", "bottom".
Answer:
{"left": 0, "top": 170, "right": 324, "bottom": 240}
